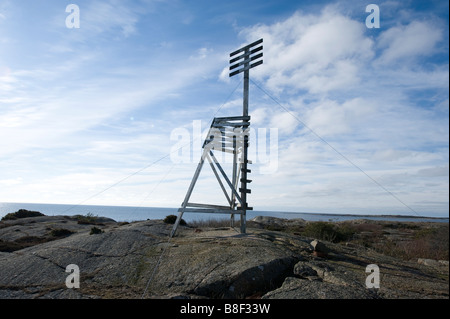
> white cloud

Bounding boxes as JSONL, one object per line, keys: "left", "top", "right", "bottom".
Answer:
{"left": 0, "top": 42, "right": 224, "bottom": 158}
{"left": 240, "top": 7, "right": 374, "bottom": 94}
{"left": 417, "top": 166, "right": 449, "bottom": 177}
{"left": 0, "top": 67, "right": 16, "bottom": 92}
{"left": 0, "top": 177, "right": 23, "bottom": 187}
{"left": 372, "top": 150, "right": 443, "bottom": 165}
{"left": 376, "top": 21, "right": 443, "bottom": 65}
{"left": 218, "top": 66, "right": 230, "bottom": 83}
{"left": 82, "top": 0, "right": 140, "bottom": 38}
{"left": 191, "top": 47, "right": 213, "bottom": 60}
{"left": 250, "top": 107, "right": 269, "bottom": 126}
{"left": 221, "top": 98, "right": 241, "bottom": 110}
{"left": 303, "top": 98, "right": 375, "bottom": 137}
{"left": 269, "top": 111, "right": 298, "bottom": 135}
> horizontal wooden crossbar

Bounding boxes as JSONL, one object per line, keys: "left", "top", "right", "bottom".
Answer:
{"left": 214, "top": 116, "right": 250, "bottom": 122}
{"left": 212, "top": 122, "right": 250, "bottom": 128}
{"left": 178, "top": 208, "right": 243, "bottom": 214}
{"left": 185, "top": 202, "right": 231, "bottom": 210}
{"left": 230, "top": 38, "right": 263, "bottom": 57}
{"left": 237, "top": 206, "right": 253, "bottom": 211}
{"left": 229, "top": 60, "right": 263, "bottom": 77}
{"left": 229, "top": 52, "right": 263, "bottom": 71}
{"left": 229, "top": 46, "right": 263, "bottom": 64}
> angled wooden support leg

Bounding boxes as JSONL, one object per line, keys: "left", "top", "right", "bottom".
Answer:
{"left": 171, "top": 151, "right": 207, "bottom": 237}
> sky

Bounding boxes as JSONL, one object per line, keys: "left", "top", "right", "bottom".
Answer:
{"left": 0, "top": 0, "right": 448, "bottom": 217}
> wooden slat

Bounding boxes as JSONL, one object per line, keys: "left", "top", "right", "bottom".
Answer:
{"left": 204, "top": 141, "right": 236, "bottom": 150}
{"left": 212, "top": 121, "right": 250, "bottom": 126}
{"left": 178, "top": 208, "right": 242, "bottom": 214}
{"left": 212, "top": 122, "right": 250, "bottom": 128}
{"left": 214, "top": 116, "right": 250, "bottom": 122}
{"left": 229, "top": 60, "right": 263, "bottom": 77}
{"left": 229, "top": 46, "right": 263, "bottom": 64}
{"left": 222, "top": 134, "right": 247, "bottom": 142}
{"left": 229, "top": 52, "right": 263, "bottom": 71}
{"left": 230, "top": 38, "right": 263, "bottom": 57}
{"left": 211, "top": 147, "right": 235, "bottom": 154}
{"left": 185, "top": 203, "right": 231, "bottom": 210}
{"left": 208, "top": 140, "right": 234, "bottom": 147}
{"left": 220, "top": 142, "right": 235, "bottom": 148}
{"left": 239, "top": 158, "right": 252, "bottom": 164}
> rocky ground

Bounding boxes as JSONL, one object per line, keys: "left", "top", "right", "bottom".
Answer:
{"left": 0, "top": 213, "right": 448, "bottom": 299}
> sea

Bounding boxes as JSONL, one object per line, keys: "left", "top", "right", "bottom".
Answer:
{"left": 0, "top": 202, "right": 448, "bottom": 223}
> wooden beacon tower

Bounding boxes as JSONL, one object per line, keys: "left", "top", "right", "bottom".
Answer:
{"left": 171, "top": 39, "right": 263, "bottom": 237}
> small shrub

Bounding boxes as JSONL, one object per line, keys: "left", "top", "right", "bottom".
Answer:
{"left": 369, "top": 224, "right": 448, "bottom": 261}
{"left": 265, "top": 224, "right": 285, "bottom": 232}
{"left": 353, "top": 223, "right": 383, "bottom": 233}
{"left": 302, "top": 222, "right": 337, "bottom": 242}
{"left": 0, "top": 239, "right": 23, "bottom": 252}
{"left": 76, "top": 213, "right": 102, "bottom": 225}
{"left": 90, "top": 226, "right": 104, "bottom": 235}
{"left": 413, "top": 227, "right": 436, "bottom": 239}
{"left": 14, "top": 236, "right": 46, "bottom": 245}
{"left": 335, "top": 223, "right": 357, "bottom": 242}
{"left": 1, "top": 209, "right": 45, "bottom": 221}
{"left": 302, "top": 221, "right": 355, "bottom": 243}
{"left": 163, "top": 215, "right": 186, "bottom": 226}
{"left": 50, "top": 228, "right": 74, "bottom": 237}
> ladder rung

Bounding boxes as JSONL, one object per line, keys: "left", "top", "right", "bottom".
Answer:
{"left": 237, "top": 206, "right": 253, "bottom": 211}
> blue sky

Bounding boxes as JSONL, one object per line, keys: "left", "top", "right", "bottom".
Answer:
{"left": 0, "top": 0, "right": 448, "bottom": 217}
